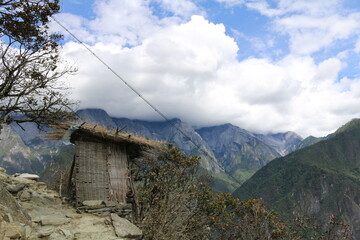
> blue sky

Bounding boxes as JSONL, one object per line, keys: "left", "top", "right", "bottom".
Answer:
{"left": 53, "top": 0, "right": 360, "bottom": 137}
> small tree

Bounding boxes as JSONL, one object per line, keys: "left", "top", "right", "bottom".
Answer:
{"left": 0, "top": 0, "right": 76, "bottom": 131}
{"left": 133, "top": 144, "right": 201, "bottom": 239}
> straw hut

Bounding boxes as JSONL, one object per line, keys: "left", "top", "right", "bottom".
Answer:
{"left": 56, "top": 124, "right": 157, "bottom": 205}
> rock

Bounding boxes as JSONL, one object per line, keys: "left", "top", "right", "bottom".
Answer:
{"left": 82, "top": 200, "right": 104, "bottom": 206}
{"left": 3, "top": 213, "right": 13, "bottom": 223}
{"left": 0, "top": 167, "right": 6, "bottom": 173}
{"left": 49, "top": 232, "right": 65, "bottom": 240}
{"left": 30, "top": 191, "right": 62, "bottom": 206}
{"left": 18, "top": 189, "right": 32, "bottom": 201}
{"left": 59, "top": 228, "right": 72, "bottom": 237}
{"left": 40, "top": 217, "right": 71, "bottom": 226}
{"left": 11, "top": 175, "right": 35, "bottom": 184}
{"left": 17, "top": 173, "right": 40, "bottom": 181}
{"left": 29, "top": 182, "right": 47, "bottom": 192}
{"left": 37, "top": 226, "right": 55, "bottom": 237}
{"left": 2, "top": 222, "right": 25, "bottom": 239}
{"left": 0, "top": 172, "right": 9, "bottom": 181}
{"left": 24, "top": 225, "right": 32, "bottom": 238}
{"left": 0, "top": 184, "right": 30, "bottom": 224}
{"left": 104, "top": 200, "right": 117, "bottom": 207}
{"left": 6, "top": 184, "right": 26, "bottom": 194}
{"left": 65, "top": 212, "right": 82, "bottom": 219}
{"left": 110, "top": 213, "right": 142, "bottom": 239}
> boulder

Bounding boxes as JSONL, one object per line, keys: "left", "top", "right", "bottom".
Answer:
{"left": 0, "top": 184, "right": 30, "bottom": 224}
{"left": 37, "top": 226, "right": 55, "bottom": 237}
{"left": 18, "top": 189, "right": 32, "bottom": 201}
{"left": 3, "top": 213, "right": 13, "bottom": 223}
{"left": 17, "top": 173, "right": 40, "bottom": 181}
{"left": 1, "top": 222, "right": 25, "bottom": 239}
{"left": 28, "top": 182, "right": 47, "bottom": 192}
{"left": 40, "top": 217, "right": 71, "bottom": 226}
{"left": 110, "top": 213, "right": 142, "bottom": 239}
{"left": 59, "top": 228, "right": 72, "bottom": 237}
{"left": 6, "top": 184, "right": 26, "bottom": 194}
{"left": 82, "top": 200, "right": 104, "bottom": 207}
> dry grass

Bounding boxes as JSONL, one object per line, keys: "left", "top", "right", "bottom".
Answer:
{"left": 46, "top": 121, "right": 162, "bottom": 148}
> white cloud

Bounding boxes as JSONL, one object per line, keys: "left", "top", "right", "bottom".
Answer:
{"left": 50, "top": 13, "right": 95, "bottom": 43}
{"left": 244, "top": 0, "right": 360, "bottom": 55}
{"left": 275, "top": 14, "right": 360, "bottom": 55}
{"left": 56, "top": 0, "right": 360, "bottom": 138}
{"left": 89, "top": 0, "right": 161, "bottom": 46}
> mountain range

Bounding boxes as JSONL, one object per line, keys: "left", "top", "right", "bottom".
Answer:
{"left": 2, "top": 108, "right": 360, "bottom": 237}
{"left": 233, "top": 119, "right": 360, "bottom": 238}
{"left": 0, "top": 108, "right": 312, "bottom": 192}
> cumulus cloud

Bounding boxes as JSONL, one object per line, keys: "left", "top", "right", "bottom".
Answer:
{"left": 275, "top": 14, "right": 360, "bottom": 55}
{"left": 55, "top": 0, "right": 360, "bottom": 138}
{"left": 244, "top": 0, "right": 360, "bottom": 55}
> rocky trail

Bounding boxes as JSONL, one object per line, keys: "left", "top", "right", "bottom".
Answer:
{"left": 0, "top": 168, "right": 142, "bottom": 240}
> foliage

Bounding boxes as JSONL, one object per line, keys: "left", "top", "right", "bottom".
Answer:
{"left": 133, "top": 144, "right": 200, "bottom": 239}
{"left": 190, "top": 188, "right": 288, "bottom": 240}
{"left": 0, "top": 0, "right": 76, "bottom": 130}
{"left": 287, "top": 215, "right": 353, "bottom": 240}
{"left": 133, "top": 145, "right": 354, "bottom": 240}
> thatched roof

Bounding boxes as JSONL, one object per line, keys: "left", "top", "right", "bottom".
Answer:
{"left": 47, "top": 122, "right": 161, "bottom": 148}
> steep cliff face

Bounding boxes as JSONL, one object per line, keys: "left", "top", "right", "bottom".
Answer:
{"left": 77, "top": 109, "right": 311, "bottom": 187}
{"left": 0, "top": 125, "right": 44, "bottom": 174}
{"left": 233, "top": 119, "right": 360, "bottom": 238}
{"left": 255, "top": 131, "right": 303, "bottom": 156}
{"left": 197, "top": 124, "right": 281, "bottom": 182}
{"left": 0, "top": 124, "right": 65, "bottom": 175}
{"left": 113, "top": 117, "right": 221, "bottom": 173}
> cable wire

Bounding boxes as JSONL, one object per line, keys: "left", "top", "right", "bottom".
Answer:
{"left": 51, "top": 16, "right": 255, "bottom": 198}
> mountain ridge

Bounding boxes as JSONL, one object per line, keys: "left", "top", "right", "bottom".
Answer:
{"left": 0, "top": 108, "right": 314, "bottom": 192}
{"left": 233, "top": 118, "right": 360, "bottom": 238}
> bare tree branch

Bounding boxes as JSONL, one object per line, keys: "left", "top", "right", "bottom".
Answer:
{"left": 0, "top": 0, "right": 77, "bottom": 130}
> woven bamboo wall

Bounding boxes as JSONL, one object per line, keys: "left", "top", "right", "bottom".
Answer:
{"left": 107, "top": 142, "right": 128, "bottom": 203}
{"left": 74, "top": 140, "right": 129, "bottom": 204}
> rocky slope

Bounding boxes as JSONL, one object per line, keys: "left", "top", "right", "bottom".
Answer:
{"left": 0, "top": 125, "right": 49, "bottom": 174}
{"left": 233, "top": 119, "right": 360, "bottom": 238}
{"left": 196, "top": 124, "right": 281, "bottom": 183}
{"left": 255, "top": 131, "right": 303, "bottom": 156}
{"left": 0, "top": 123, "right": 66, "bottom": 175}
{"left": 113, "top": 117, "right": 221, "bottom": 173}
{"left": 0, "top": 167, "right": 142, "bottom": 240}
